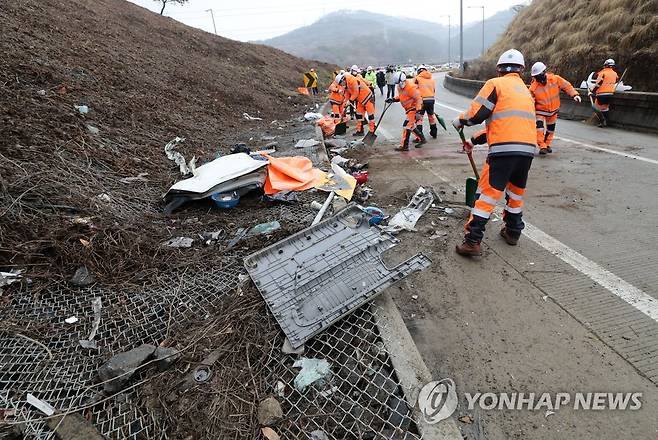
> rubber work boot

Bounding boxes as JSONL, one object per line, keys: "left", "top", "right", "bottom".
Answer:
{"left": 455, "top": 240, "right": 482, "bottom": 257}
{"left": 353, "top": 130, "right": 364, "bottom": 136}
{"left": 430, "top": 124, "right": 438, "bottom": 138}
{"left": 415, "top": 138, "right": 427, "bottom": 148}
{"left": 500, "top": 227, "right": 519, "bottom": 246}
{"left": 539, "top": 148, "right": 548, "bottom": 155}
{"left": 395, "top": 146, "right": 410, "bottom": 152}
{"left": 546, "top": 146, "right": 553, "bottom": 153}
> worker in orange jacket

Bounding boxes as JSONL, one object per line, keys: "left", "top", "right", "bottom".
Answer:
{"left": 336, "top": 71, "right": 375, "bottom": 136}
{"left": 452, "top": 49, "right": 537, "bottom": 257}
{"left": 386, "top": 72, "right": 426, "bottom": 151}
{"left": 328, "top": 77, "right": 348, "bottom": 124}
{"left": 591, "top": 59, "right": 619, "bottom": 127}
{"left": 414, "top": 65, "right": 439, "bottom": 138}
{"left": 529, "top": 62, "right": 581, "bottom": 155}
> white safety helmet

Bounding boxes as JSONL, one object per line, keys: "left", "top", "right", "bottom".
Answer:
{"left": 335, "top": 72, "right": 347, "bottom": 85}
{"left": 350, "top": 64, "right": 360, "bottom": 74}
{"left": 417, "top": 64, "right": 428, "bottom": 73}
{"left": 604, "top": 58, "right": 616, "bottom": 67}
{"left": 496, "top": 49, "right": 525, "bottom": 73}
{"left": 395, "top": 71, "right": 407, "bottom": 86}
{"left": 367, "top": 65, "right": 373, "bottom": 71}
{"left": 531, "top": 61, "right": 547, "bottom": 77}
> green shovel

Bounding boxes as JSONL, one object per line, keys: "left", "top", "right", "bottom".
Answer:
{"left": 457, "top": 128, "right": 480, "bottom": 207}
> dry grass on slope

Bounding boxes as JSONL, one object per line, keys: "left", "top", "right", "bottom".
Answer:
{"left": 461, "top": 0, "right": 658, "bottom": 91}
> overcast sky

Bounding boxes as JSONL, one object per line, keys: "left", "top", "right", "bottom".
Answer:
{"left": 127, "top": 0, "right": 528, "bottom": 41}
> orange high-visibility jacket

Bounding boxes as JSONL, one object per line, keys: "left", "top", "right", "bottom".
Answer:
{"left": 396, "top": 80, "right": 423, "bottom": 113}
{"left": 344, "top": 74, "right": 374, "bottom": 106}
{"left": 458, "top": 73, "right": 536, "bottom": 157}
{"left": 329, "top": 81, "right": 346, "bottom": 107}
{"left": 415, "top": 70, "right": 436, "bottom": 101}
{"left": 594, "top": 67, "right": 619, "bottom": 96}
{"left": 529, "top": 73, "right": 578, "bottom": 116}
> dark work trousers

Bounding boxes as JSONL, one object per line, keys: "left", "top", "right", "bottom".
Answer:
{"left": 387, "top": 84, "right": 396, "bottom": 99}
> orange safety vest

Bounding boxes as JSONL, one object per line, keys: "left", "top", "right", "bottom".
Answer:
{"left": 594, "top": 67, "right": 619, "bottom": 96}
{"left": 397, "top": 80, "right": 423, "bottom": 113}
{"left": 459, "top": 73, "right": 536, "bottom": 157}
{"left": 345, "top": 74, "right": 374, "bottom": 106}
{"left": 415, "top": 70, "right": 436, "bottom": 101}
{"left": 329, "top": 82, "right": 346, "bottom": 107}
{"left": 529, "top": 73, "right": 577, "bottom": 116}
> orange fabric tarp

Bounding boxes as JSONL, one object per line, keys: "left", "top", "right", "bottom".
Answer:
{"left": 297, "top": 87, "right": 310, "bottom": 95}
{"left": 316, "top": 116, "right": 336, "bottom": 137}
{"left": 264, "top": 155, "right": 324, "bottom": 194}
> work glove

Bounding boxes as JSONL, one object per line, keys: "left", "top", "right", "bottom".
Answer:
{"left": 452, "top": 117, "right": 463, "bottom": 130}
{"left": 385, "top": 98, "right": 395, "bottom": 103}
{"left": 463, "top": 139, "right": 474, "bottom": 154}
{"left": 573, "top": 95, "right": 582, "bottom": 103}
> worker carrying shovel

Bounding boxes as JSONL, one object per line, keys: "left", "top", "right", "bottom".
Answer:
{"left": 452, "top": 49, "right": 537, "bottom": 257}
{"left": 386, "top": 72, "right": 426, "bottom": 151}
{"left": 335, "top": 71, "right": 376, "bottom": 137}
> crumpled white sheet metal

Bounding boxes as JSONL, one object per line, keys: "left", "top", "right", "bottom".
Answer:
{"left": 168, "top": 153, "right": 267, "bottom": 194}
{"left": 383, "top": 186, "right": 434, "bottom": 233}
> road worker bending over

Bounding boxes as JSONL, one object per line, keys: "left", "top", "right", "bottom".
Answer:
{"left": 529, "top": 62, "right": 581, "bottom": 155}
{"left": 329, "top": 74, "right": 348, "bottom": 124}
{"left": 452, "top": 49, "right": 536, "bottom": 257}
{"left": 386, "top": 72, "right": 427, "bottom": 151}
{"left": 591, "top": 59, "right": 619, "bottom": 127}
{"left": 335, "top": 71, "right": 376, "bottom": 136}
{"left": 414, "top": 65, "right": 439, "bottom": 139}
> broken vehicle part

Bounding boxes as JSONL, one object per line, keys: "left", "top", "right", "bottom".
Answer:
{"left": 383, "top": 186, "right": 434, "bottom": 233}
{"left": 244, "top": 204, "right": 431, "bottom": 349}
{"left": 293, "top": 357, "right": 331, "bottom": 392}
{"left": 79, "top": 297, "right": 102, "bottom": 349}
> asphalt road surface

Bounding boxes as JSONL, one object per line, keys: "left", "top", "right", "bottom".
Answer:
{"left": 362, "top": 72, "right": 658, "bottom": 439}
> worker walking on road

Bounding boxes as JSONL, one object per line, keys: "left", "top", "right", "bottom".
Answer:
{"left": 336, "top": 71, "right": 376, "bottom": 137}
{"left": 591, "top": 59, "right": 619, "bottom": 127}
{"left": 376, "top": 68, "right": 386, "bottom": 96}
{"left": 414, "top": 65, "right": 439, "bottom": 139}
{"left": 309, "top": 68, "right": 319, "bottom": 96}
{"left": 529, "top": 62, "right": 581, "bottom": 155}
{"left": 386, "top": 72, "right": 426, "bottom": 151}
{"left": 452, "top": 49, "right": 537, "bottom": 257}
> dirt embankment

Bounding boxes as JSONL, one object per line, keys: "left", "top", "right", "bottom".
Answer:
{"left": 0, "top": 0, "right": 336, "bottom": 286}
{"left": 461, "top": 0, "right": 658, "bottom": 91}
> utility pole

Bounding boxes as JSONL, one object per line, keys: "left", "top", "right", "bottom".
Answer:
{"left": 459, "top": 0, "right": 463, "bottom": 71}
{"left": 468, "top": 5, "right": 485, "bottom": 56}
{"left": 441, "top": 15, "right": 451, "bottom": 66}
{"left": 205, "top": 9, "right": 217, "bottom": 35}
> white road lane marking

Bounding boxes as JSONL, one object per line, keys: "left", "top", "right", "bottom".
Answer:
{"left": 409, "top": 158, "right": 658, "bottom": 324}
{"left": 522, "top": 223, "right": 658, "bottom": 323}
{"left": 434, "top": 103, "right": 658, "bottom": 166}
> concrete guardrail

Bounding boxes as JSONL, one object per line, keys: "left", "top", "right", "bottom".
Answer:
{"left": 444, "top": 73, "right": 658, "bottom": 133}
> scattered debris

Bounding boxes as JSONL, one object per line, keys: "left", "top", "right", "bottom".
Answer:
{"left": 96, "top": 193, "right": 111, "bottom": 202}
{"left": 257, "top": 396, "right": 283, "bottom": 426}
{"left": 295, "top": 139, "right": 320, "bottom": 149}
{"left": 293, "top": 357, "right": 331, "bottom": 392}
{"left": 261, "top": 427, "right": 281, "bottom": 440}
{"left": 444, "top": 207, "right": 455, "bottom": 215}
{"left": 244, "top": 205, "right": 431, "bottom": 349}
{"left": 86, "top": 124, "right": 99, "bottom": 135}
{"left": 243, "top": 112, "right": 263, "bottom": 121}
{"left": 164, "top": 137, "right": 195, "bottom": 176}
{"left": 65, "top": 316, "right": 79, "bottom": 324}
{"left": 153, "top": 346, "right": 181, "bottom": 372}
{"left": 458, "top": 414, "right": 474, "bottom": 424}
{"left": 282, "top": 337, "right": 304, "bottom": 355}
{"left": 70, "top": 266, "right": 96, "bottom": 287}
{"left": 46, "top": 412, "right": 106, "bottom": 440}
{"left": 545, "top": 410, "right": 555, "bottom": 418}
{"left": 304, "top": 112, "right": 323, "bottom": 121}
{"left": 74, "top": 104, "right": 89, "bottom": 114}
{"left": 26, "top": 393, "right": 55, "bottom": 416}
{"left": 310, "top": 430, "right": 329, "bottom": 440}
{"left": 199, "top": 230, "right": 224, "bottom": 245}
{"left": 163, "top": 237, "right": 194, "bottom": 248}
{"left": 211, "top": 191, "right": 240, "bottom": 209}
{"left": 384, "top": 186, "right": 434, "bottom": 233}
{"left": 263, "top": 191, "right": 299, "bottom": 204}
{"left": 429, "top": 231, "right": 448, "bottom": 240}
{"left": 79, "top": 297, "right": 102, "bottom": 349}
{"left": 0, "top": 269, "right": 24, "bottom": 288}
{"left": 36, "top": 89, "right": 46, "bottom": 96}
{"left": 411, "top": 295, "right": 418, "bottom": 300}
{"left": 324, "top": 138, "right": 348, "bottom": 150}
{"left": 98, "top": 343, "right": 156, "bottom": 393}
{"left": 248, "top": 220, "right": 281, "bottom": 236}
{"left": 274, "top": 381, "right": 285, "bottom": 397}
{"left": 119, "top": 172, "right": 148, "bottom": 184}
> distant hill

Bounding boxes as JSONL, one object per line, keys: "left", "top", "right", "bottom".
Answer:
{"left": 462, "top": 0, "right": 658, "bottom": 91}
{"left": 261, "top": 9, "right": 517, "bottom": 67}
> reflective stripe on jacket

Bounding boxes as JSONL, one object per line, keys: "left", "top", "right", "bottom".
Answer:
{"left": 415, "top": 70, "right": 436, "bottom": 101}
{"left": 396, "top": 80, "right": 423, "bottom": 113}
{"left": 459, "top": 73, "right": 536, "bottom": 157}
{"left": 529, "top": 73, "right": 577, "bottom": 116}
{"left": 594, "top": 67, "right": 619, "bottom": 96}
